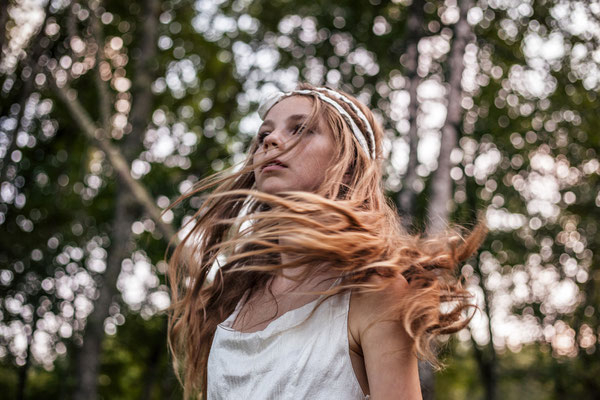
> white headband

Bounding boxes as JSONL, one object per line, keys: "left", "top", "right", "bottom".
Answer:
{"left": 257, "top": 88, "right": 376, "bottom": 159}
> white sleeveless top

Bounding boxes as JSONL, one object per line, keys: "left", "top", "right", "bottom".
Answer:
{"left": 207, "top": 290, "right": 368, "bottom": 399}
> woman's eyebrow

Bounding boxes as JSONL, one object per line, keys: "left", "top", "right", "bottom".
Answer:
{"left": 260, "top": 114, "right": 310, "bottom": 131}
{"left": 258, "top": 120, "right": 274, "bottom": 132}
{"left": 286, "top": 114, "right": 309, "bottom": 124}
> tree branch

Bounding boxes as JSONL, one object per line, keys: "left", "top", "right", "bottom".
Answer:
{"left": 47, "top": 72, "right": 177, "bottom": 241}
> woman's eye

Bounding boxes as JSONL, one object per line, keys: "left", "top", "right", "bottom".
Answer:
{"left": 292, "top": 124, "right": 306, "bottom": 135}
{"left": 258, "top": 132, "right": 269, "bottom": 143}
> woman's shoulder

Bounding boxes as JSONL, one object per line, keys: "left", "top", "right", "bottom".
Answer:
{"left": 351, "top": 274, "right": 409, "bottom": 315}
{"left": 348, "top": 274, "right": 410, "bottom": 343}
{"left": 348, "top": 275, "right": 422, "bottom": 399}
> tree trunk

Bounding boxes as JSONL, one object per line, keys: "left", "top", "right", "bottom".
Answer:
{"left": 425, "top": 0, "right": 473, "bottom": 235}
{"left": 420, "top": 1, "right": 473, "bottom": 397}
{"left": 466, "top": 163, "right": 498, "bottom": 399}
{"left": 16, "top": 343, "right": 31, "bottom": 400}
{"left": 470, "top": 336, "right": 497, "bottom": 400}
{"left": 16, "top": 310, "right": 39, "bottom": 400}
{"left": 0, "top": 0, "right": 11, "bottom": 55}
{"left": 139, "top": 318, "right": 168, "bottom": 400}
{"left": 395, "top": 1, "right": 437, "bottom": 396}
{"left": 125, "top": 0, "right": 160, "bottom": 157}
{"left": 73, "top": 189, "right": 136, "bottom": 400}
{"left": 72, "top": 1, "right": 161, "bottom": 398}
{"left": 139, "top": 337, "right": 162, "bottom": 400}
{"left": 470, "top": 257, "right": 497, "bottom": 400}
{"left": 397, "top": 0, "right": 425, "bottom": 231}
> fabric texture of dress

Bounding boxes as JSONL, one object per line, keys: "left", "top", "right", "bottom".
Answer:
{"left": 207, "top": 289, "right": 368, "bottom": 400}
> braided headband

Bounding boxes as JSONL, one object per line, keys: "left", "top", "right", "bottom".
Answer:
{"left": 257, "top": 88, "right": 376, "bottom": 159}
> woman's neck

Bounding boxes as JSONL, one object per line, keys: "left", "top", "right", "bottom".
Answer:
{"left": 270, "top": 254, "right": 338, "bottom": 297}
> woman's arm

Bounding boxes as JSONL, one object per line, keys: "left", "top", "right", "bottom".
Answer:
{"left": 349, "top": 276, "right": 423, "bottom": 400}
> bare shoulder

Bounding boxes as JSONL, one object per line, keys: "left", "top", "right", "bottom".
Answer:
{"left": 348, "top": 274, "right": 422, "bottom": 399}
{"left": 349, "top": 274, "right": 410, "bottom": 331}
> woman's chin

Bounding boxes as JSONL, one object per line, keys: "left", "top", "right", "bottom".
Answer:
{"left": 256, "top": 177, "right": 289, "bottom": 194}
{"left": 258, "top": 185, "right": 289, "bottom": 194}
{"left": 257, "top": 182, "right": 303, "bottom": 194}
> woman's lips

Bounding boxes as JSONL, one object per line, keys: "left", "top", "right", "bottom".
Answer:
{"left": 261, "top": 160, "right": 287, "bottom": 172}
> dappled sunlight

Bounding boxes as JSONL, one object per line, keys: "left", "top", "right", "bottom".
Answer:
{"left": 1, "top": 0, "right": 599, "bottom": 397}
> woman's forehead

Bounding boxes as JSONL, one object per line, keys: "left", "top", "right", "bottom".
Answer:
{"left": 260, "top": 113, "right": 309, "bottom": 130}
{"left": 262, "top": 95, "right": 313, "bottom": 121}
{"left": 258, "top": 94, "right": 332, "bottom": 138}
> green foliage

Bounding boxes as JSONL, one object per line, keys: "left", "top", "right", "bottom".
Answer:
{"left": 1, "top": 0, "right": 599, "bottom": 398}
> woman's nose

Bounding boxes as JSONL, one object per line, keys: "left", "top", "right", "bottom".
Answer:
{"left": 263, "top": 130, "right": 284, "bottom": 150}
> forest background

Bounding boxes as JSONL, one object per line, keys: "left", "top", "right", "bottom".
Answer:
{"left": 1, "top": 0, "right": 599, "bottom": 399}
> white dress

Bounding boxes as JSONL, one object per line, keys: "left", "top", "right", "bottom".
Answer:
{"left": 207, "top": 290, "right": 369, "bottom": 399}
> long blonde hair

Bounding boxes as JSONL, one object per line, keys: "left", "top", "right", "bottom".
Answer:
{"left": 167, "top": 83, "right": 486, "bottom": 398}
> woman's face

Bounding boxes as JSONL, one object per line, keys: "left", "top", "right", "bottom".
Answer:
{"left": 253, "top": 96, "right": 336, "bottom": 194}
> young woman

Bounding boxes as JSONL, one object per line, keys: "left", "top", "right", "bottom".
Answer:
{"left": 168, "top": 83, "right": 485, "bottom": 399}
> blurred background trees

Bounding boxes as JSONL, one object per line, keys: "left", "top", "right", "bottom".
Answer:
{"left": 1, "top": 0, "right": 598, "bottom": 398}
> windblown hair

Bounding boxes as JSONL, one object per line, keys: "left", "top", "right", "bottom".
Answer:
{"left": 167, "top": 83, "right": 486, "bottom": 398}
